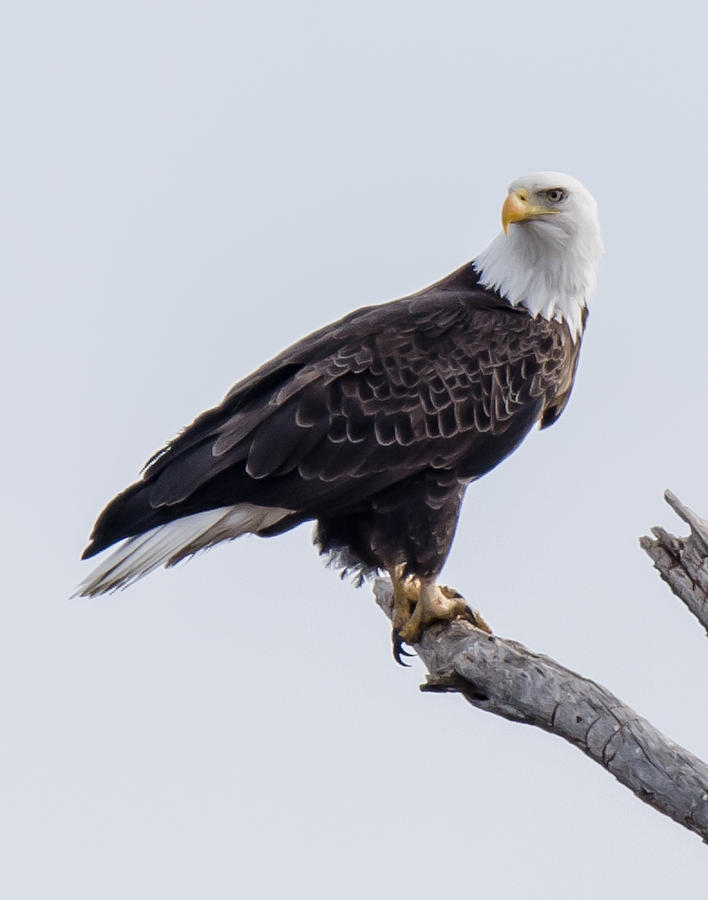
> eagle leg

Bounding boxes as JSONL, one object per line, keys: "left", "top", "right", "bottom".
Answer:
{"left": 390, "top": 569, "right": 420, "bottom": 666}
{"left": 397, "top": 579, "right": 492, "bottom": 649}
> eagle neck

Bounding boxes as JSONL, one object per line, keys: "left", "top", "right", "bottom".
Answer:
{"left": 473, "top": 228, "right": 599, "bottom": 342}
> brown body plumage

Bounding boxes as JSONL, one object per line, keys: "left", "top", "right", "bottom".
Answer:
{"left": 81, "top": 261, "right": 582, "bottom": 585}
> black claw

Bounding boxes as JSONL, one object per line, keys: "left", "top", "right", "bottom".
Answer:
{"left": 392, "top": 630, "right": 414, "bottom": 666}
{"left": 469, "top": 609, "right": 479, "bottom": 628}
{"left": 394, "top": 650, "right": 411, "bottom": 667}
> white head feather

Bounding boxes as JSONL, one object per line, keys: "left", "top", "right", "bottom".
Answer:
{"left": 474, "top": 172, "right": 603, "bottom": 341}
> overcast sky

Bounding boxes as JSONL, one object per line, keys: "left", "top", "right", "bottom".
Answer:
{"left": 4, "top": 1, "right": 708, "bottom": 897}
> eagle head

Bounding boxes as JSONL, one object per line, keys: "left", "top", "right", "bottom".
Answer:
{"left": 475, "top": 172, "right": 604, "bottom": 340}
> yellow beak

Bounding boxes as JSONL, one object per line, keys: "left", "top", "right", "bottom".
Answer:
{"left": 502, "top": 189, "right": 557, "bottom": 235}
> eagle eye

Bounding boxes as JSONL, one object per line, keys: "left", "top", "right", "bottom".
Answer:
{"left": 545, "top": 189, "right": 567, "bottom": 203}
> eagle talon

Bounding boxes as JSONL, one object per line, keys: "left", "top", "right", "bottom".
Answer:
{"left": 394, "top": 581, "right": 492, "bottom": 650}
{"left": 392, "top": 630, "right": 414, "bottom": 666}
{"left": 461, "top": 605, "right": 493, "bottom": 634}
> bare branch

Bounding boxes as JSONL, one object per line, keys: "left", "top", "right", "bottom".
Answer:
{"left": 640, "top": 490, "right": 708, "bottom": 635}
{"left": 374, "top": 578, "right": 708, "bottom": 843}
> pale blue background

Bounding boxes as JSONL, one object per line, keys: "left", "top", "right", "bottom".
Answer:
{"left": 4, "top": 1, "right": 707, "bottom": 896}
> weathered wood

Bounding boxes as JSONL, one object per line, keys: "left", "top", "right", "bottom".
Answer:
{"left": 374, "top": 578, "right": 708, "bottom": 843}
{"left": 640, "top": 490, "right": 708, "bottom": 635}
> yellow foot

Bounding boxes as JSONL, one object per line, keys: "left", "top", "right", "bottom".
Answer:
{"left": 390, "top": 577, "right": 492, "bottom": 665}
{"left": 437, "top": 586, "right": 492, "bottom": 636}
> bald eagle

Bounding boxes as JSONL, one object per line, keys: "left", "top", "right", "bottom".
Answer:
{"left": 78, "top": 172, "right": 603, "bottom": 661}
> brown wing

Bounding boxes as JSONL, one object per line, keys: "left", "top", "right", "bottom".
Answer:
{"left": 146, "top": 302, "right": 575, "bottom": 502}
{"left": 83, "top": 263, "right": 580, "bottom": 556}
{"left": 538, "top": 308, "right": 586, "bottom": 429}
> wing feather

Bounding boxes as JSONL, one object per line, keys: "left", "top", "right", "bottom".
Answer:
{"left": 162, "top": 305, "right": 574, "bottom": 492}
{"left": 83, "top": 262, "right": 582, "bottom": 557}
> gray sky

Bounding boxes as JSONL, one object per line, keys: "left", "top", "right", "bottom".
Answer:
{"left": 4, "top": 1, "right": 708, "bottom": 896}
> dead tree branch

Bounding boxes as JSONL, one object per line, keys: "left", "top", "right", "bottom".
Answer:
{"left": 640, "top": 490, "right": 708, "bottom": 635}
{"left": 373, "top": 552, "right": 708, "bottom": 842}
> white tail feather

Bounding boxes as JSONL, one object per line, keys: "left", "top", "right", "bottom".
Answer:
{"left": 75, "top": 504, "right": 292, "bottom": 597}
